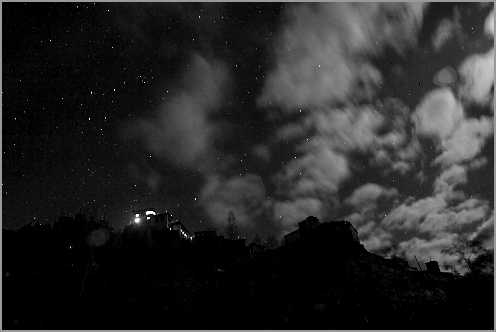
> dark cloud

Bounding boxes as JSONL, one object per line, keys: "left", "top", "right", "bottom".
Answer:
{"left": 200, "top": 174, "right": 268, "bottom": 231}
{"left": 124, "top": 54, "right": 229, "bottom": 172}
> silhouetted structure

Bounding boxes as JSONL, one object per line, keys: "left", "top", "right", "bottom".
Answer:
{"left": 3, "top": 214, "right": 493, "bottom": 330}
{"left": 426, "top": 260, "right": 441, "bottom": 273}
{"left": 132, "top": 208, "right": 158, "bottom": 224}
{"left": 284, "top": 216, "right": 359, "bottom": 248}
{"left": 387, "top": 256, "right": 416, "bottom": 271}
{"left": 194, "top": 230, "right": 219, "bottom": 241}
{"left": 248, "top": 242, "right": 265, "bottom": 257}
{"left": 169, "top": 220, "right": 193, "bottom": 240}
{"left": 225, "top": 210, "right": 240, "bottom": 240}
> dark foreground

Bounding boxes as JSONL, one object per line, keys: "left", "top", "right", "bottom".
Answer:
{"left": 3, "top": 216, "right": 494, "bottom": 329}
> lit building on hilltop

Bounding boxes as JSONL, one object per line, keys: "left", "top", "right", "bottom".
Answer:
{"left": 169, "top": 220, "right": 193, "bottom": 240}
{"left": 132, "top": 209, "right": 158, "bottom": 224}
{"left": 130, "top": 208, "right": 193, "bottom": 240}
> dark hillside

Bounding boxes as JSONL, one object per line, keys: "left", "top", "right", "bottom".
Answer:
{"left": 2, "top": 215, "right": 493, "bottom": 329}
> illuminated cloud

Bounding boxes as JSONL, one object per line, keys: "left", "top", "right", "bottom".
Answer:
{"left": 258, "top": 3, "right": 424, "bottom": 110}
{"left": 345, "top": 183, "right": 398, "bottom": 212}
{"left": 279, "top": 141, "right": 350, "bottom": 198}
{"left": 485, "top": 8, "right": 494, "bottom": 36}
{"left": 458, "top": 49, "right": 494, "bottom": 106}
{"left": 431, "top": 18, "right": 456, "bottom": 51}
{"left": 310, "top": 106, "right": 385, "bottom": 152}
{"left": 258, "top": 4, "right": 426, "bottom": 235}
{"left": 433, "top": 66, "right": 457, "bottom": 87}
{"left": 383, "top": 195, "right": 448, "bottom": 231}
{"left": 419, "top": 200, "right": 489, "bottom": 235}
{"left": 382, "top": 160, "right": 489, "bottom": 238}
{"left": 433, "top": 164, "right": 467, "bottom": 195}
{"left": 434, "top": 115, "right": 493, "bottom": 167}
{"left": 359, "top": 224, "right": 393, "bottom": 252}
{"left": 412, "top": 88, "right": 464, "bottom": 141}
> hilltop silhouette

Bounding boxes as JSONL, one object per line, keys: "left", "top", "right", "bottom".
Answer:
{"left": 3, "top": 214, "right": 493, "bottom": 329}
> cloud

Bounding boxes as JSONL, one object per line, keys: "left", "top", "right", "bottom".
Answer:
{"left": 396, "top": 234, "right": 461, "bottom": 271}
{"left": 200, "top": 174, "right": 267, "bottom": 230}
{"left": 258, "top": 3, "right": 424, "bottom": 109}
{"left": 382, "top": 187, "right": 490, "bottom": 242}
{"left": 251, "top": 144, "right": 271, "bottom": 162}
{"left": 468, "top": 157, "right": 488, "bottom": 170}
{"left": 281, "top": 141, "right": 350, "bottom": 198}
{"left": 359, "top": 223, "right": 393, "bottom": 252}
{"left": 469, "top": 211, "right": 494, "bottom": 249}
{"left": 411, "top": 87, "right": 493, "bottom": 168}
{"left": 372, "top": 137, "right": 422, "bottom": 176}
{"left": 127, "top": 162, "right": 163, "bottom": 192}
{"left": 126, "top": 55, "right": 229, "bottom": 171}
{"left": 433, "top": 164, "right": 467, "bottom": 194}
{"left": 431, "top": 18, "right": 456, "bottom": 51}
{"left": 433, "top": 66, "right": 457, "bottom": 87}
{"left": 273, "top": 101, "right": 415, "bottom": 225}
{"left": 311, "top": 106, "right": 386, "bottom": 152}
{"left": 412, "top": 88, "right": 464, "bottom": 141}
{"left": 258, "top": 4, "right": 425, "bottom": 236}
{"left": 458, "top": 49, "right": 494, "bottom": 106}
{"left": 485, "top": 8, "right": 494, "bottom": 36}
{"left": 270, "top": 140, "right": 349, "bottom": 232}
{"left": 345, "top": 183, "right": 398, "bottom": 211}
{"left": 418, "top": 201, "right": 489, "bottom": 235}
{"left": 383, "top": 195, "right": 447, "bottom": 231}
{"left": 345, "top": 186, "right": 397, "bottom": 254}
{"left": 434, "top": 115, "right": 493, "bottom": 166}
{"left": 275, "top": 103, "right": 410, "bottom": 155}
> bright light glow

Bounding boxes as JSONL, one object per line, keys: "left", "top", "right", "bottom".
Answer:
{"left": 134, "top": 217, "right": 141, "bottom": 224}
{"left": 147, "top": 216, "right": 150, "bottom": 220}
{"left": 135, "top": 213, "right": 140, "bottom": 217}
{"left": 145, "top": 210, "right": 156, "bottom": 216}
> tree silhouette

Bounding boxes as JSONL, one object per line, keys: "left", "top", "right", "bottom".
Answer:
{"left": 442, "top": 237, "right": 493, "bottom": 275}
{"left": 225, "top": 210, "right": 240, "bottom": 240}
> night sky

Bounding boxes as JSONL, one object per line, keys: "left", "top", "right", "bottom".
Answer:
{"left": 3, "top": 3, "right": 494, "bottom": 269}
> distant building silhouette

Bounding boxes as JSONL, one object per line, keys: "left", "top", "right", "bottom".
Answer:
{"left": 283, "top": 228, "right": 300, "bottom": 246}
{"left": 426, "top": 260, "right": 441, "bottom": 273}
{"left": 283, "top": 216, "right": 359, "bottom": 247}
{"left": 194, "top": 230, "right": 219, "bottom": 242}
{"left": 387, "top": 256, "right": 417, "bottom": 271}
